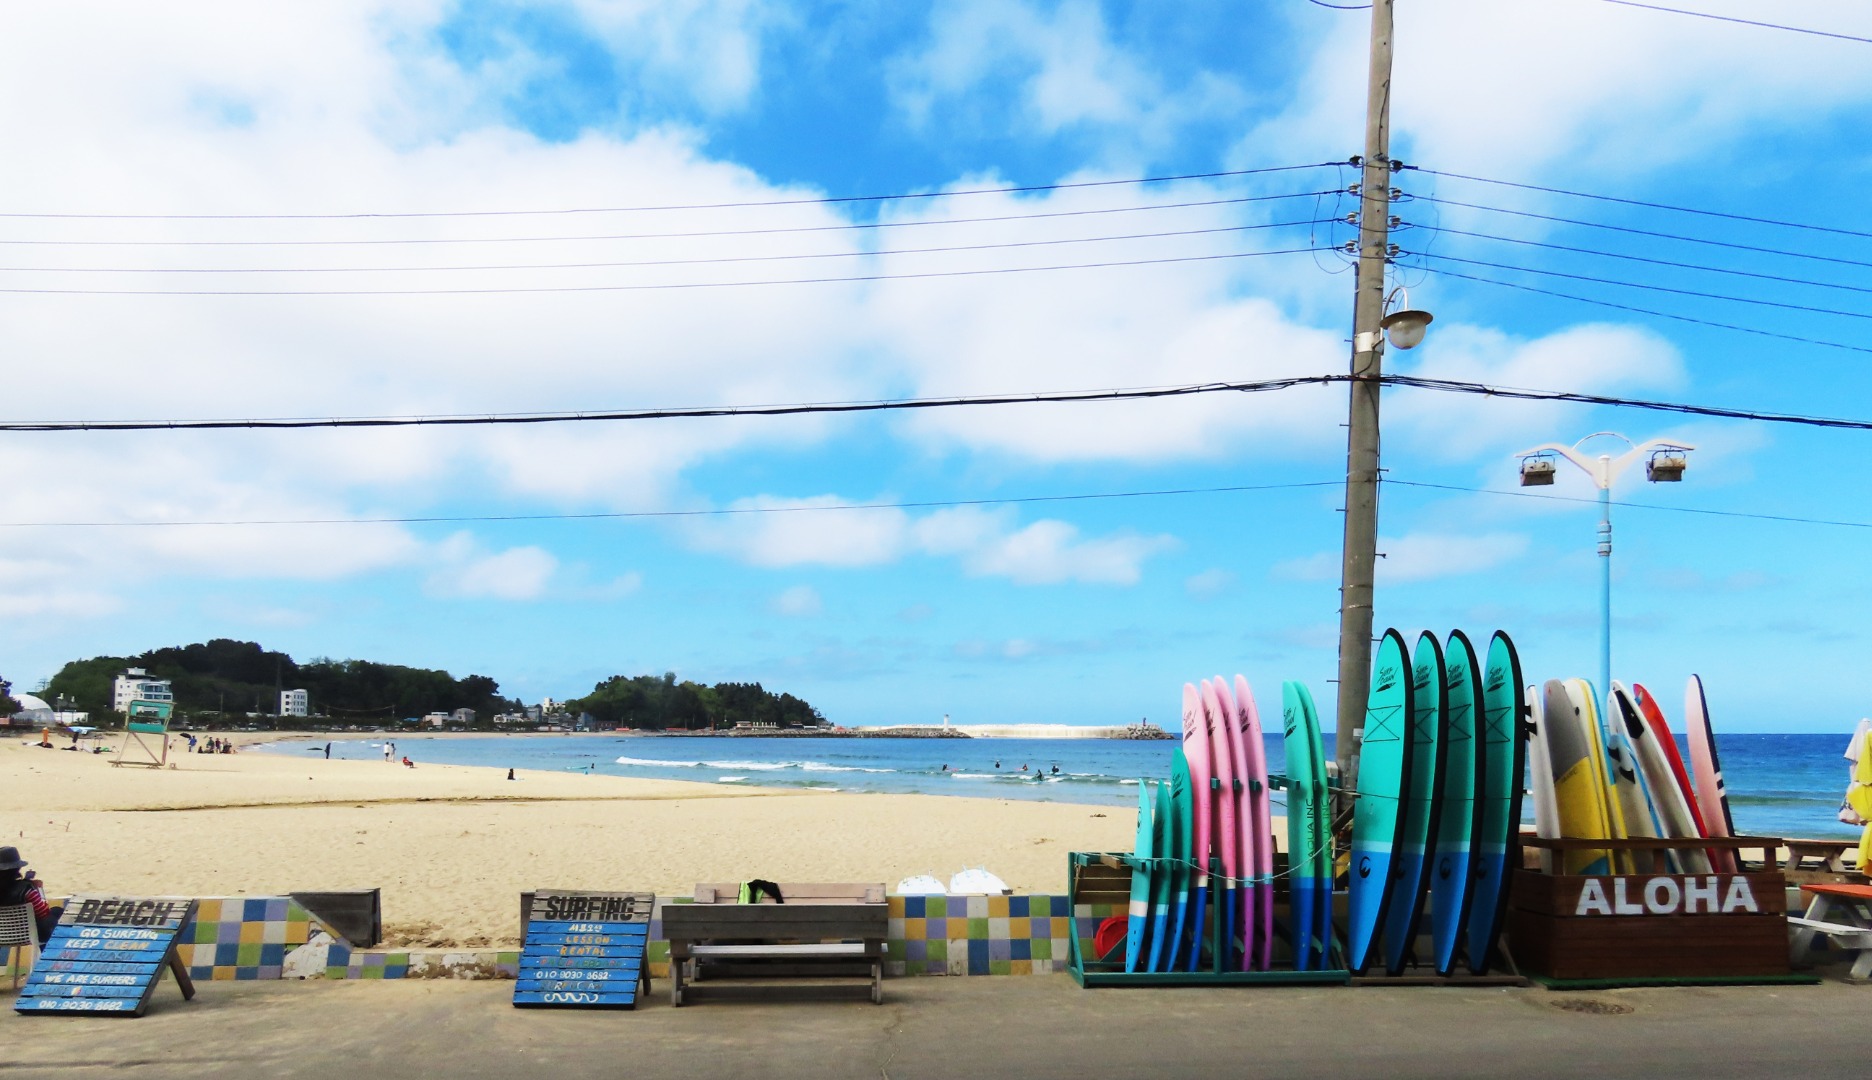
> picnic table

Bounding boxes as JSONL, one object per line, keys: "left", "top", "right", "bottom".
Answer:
{"left": 1788, "top": 883, "right": 1872, "bottom": 981}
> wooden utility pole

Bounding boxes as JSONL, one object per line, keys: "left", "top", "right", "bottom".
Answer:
{"left": 1333, "top": 0, "right": 1397, "bottom": 796}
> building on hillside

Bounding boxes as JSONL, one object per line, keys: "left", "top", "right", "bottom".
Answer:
{"left": 420, "top": 712, "right": 448, "bottom": 728}
{"left": 280, "top": 689, "right": 309, "bottom": 718}
{"left": 112, "top": 668, "right": 174, "bottom": 714}
{"left": 451, "top": 707, "right": 475, "bottom": 725}
{"left": 492, "top": 711, "right": 529, "bottom": 726}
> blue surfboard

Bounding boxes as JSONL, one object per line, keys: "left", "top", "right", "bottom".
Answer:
{"left": 1429, "top": 630, "right": 1482, "bottom": 976}
{"left": 1466, "top": 631, "right": 1526, "bottom": 974}
{"left": 1382, "top": 630, "right": 1448, "bottom": 975}
{"left": 1347, "top": 629, "right": 1414, "bottom": 975}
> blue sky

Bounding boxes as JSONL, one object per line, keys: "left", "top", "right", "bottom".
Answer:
{"left": 1, "top": 0, "right": 1869, "bottom": 731}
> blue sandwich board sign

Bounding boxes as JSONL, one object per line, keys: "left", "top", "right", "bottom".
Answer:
{"left": 514, "top": 890, "right": 654, "bottom": 1009}
{"left": 14, "top": 895, "right": 198, "bottom": 1016}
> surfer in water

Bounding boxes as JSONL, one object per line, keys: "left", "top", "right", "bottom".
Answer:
{"left": 1051, "top": 764, "right": 1059, "bottom": 775}
{"left": 994, "top": 760, "right": 1000, "bottom": 769}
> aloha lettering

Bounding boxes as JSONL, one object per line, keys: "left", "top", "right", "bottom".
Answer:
{"left": 1573, "top": 876, "right": 1759, "bottom": 916}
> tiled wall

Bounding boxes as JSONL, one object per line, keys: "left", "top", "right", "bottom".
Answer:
{"left": 7, "top": 893, "right": 1118, "bottom": 984}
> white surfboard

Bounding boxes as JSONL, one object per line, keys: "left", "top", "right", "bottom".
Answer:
{"left": 1523, "top": 684, "right": 1560, "bottom": 874}
{"left": 1610, "top": 681, "right": 1711, "bottom": 874}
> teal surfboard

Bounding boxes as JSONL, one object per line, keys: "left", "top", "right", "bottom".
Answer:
{"left": 1282, "top": 680, "right": 1332, "bottom": 970}
{"left": 1429, "top": 630, "right": 1481, "bottom": 976}
{"left": 1125, "top": 781, "right": 1155, "bottom": 972}
{"left": 1347, "top": 628, "right": 1414, "bottom": 975}
{"left": 1466, "top": 631, "right": 1526, "bottom": 975}
{"left": 1164, "top": 750, "right": 1195, "bottom": 969}
{"left": 1381, "top": 630, "right": 1447, "bottom": 975}
{"left": 1146, "top": 773, "right": 1176, "bottom": 970}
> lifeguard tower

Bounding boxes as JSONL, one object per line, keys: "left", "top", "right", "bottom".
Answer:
{"left": 113, "top": 699, "right": 175, "bottom": 768}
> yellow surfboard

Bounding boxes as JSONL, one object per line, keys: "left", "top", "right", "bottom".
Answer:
{"left": 1541, "top": 680, "right": 1613, "bottom": 875}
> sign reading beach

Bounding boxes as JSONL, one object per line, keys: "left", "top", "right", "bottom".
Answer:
{"left": 14, "top": 894, "right": 198, "bottom": 1016}
{"left": 513, "top": 890, "right": 654, "bottom": 1009}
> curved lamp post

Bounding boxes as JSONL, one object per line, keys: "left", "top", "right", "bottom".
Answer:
{"left": 1514, "top": 433, "right": 1693, "bottom": 696}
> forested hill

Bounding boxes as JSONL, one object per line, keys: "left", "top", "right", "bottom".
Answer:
{"left": 40, "top": 639, "right": 827, "bottom": 730}
{"left": 45, "top": 639, "right": 515, "bottom": 721}
{"left": 565, "top": 673, "right": 825, "bottom": 730}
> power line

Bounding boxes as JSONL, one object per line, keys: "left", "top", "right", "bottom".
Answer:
{"left": 1386, "top": 478, "right": 1872, "bottom": 530}
{"left": 0, "top": 163, "right": 1342, "bottom": 222}
{"left": 1415, "top": 264, "right": 1872, "bottom": 353}
{"left": 0, "top": 481, "right": 1344, "bottom": 529}
{"left": 1411, "top": 225, "right": 1872, "bottom": 295}
{"left": 1410, "top": 168, "right": 1872, "bottom": 241}
{"left": 1381, "top": 374, "right": 1872, "bottom": 431}
{"left": 0, "top": 191, "right": 1338, "bottom": 249}
{"left": 0, "top": 375, "right": 1349, "bottom": 433}
{"left": 1587, "top": 0, "right": 1872, "bottom": 45}
{"left": 11, "top": 372, "right": 1872, "bottom": 436}
{"left": 1414, "top": 252, "right": 1872, "bottom": 320}
{"left": 0, "top": 219, "right": 1331, "bottom": 276}
{"left": 1412, "top": 195, "right": 1872, "bottom": 271}
{"left": 0, "top": 244, "right": 1326, "bottom": 296}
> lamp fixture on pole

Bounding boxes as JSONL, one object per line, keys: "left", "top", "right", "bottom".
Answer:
{"left": 1512, "top": 432, "right": 1694, "bottom": 696}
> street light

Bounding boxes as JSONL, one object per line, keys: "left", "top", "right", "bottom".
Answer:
{"left": 1513, "top": 432, "right": 1694, "bottom": 697}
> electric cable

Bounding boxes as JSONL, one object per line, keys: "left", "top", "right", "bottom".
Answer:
{"left": 0, "top": 481, "right": 1345, "bottom": 529}
{"left": 1411, "top": 252, "right": 1872, "bottom": 320}
{"left": 1414, "top": 265, "right": 1872, "bottom": 353}
{"left": 0, "top": 244, "right": 1327, "bottom": 296}
{"left": 1587, "top": 0, "right": 1872, "bottom": 45}
{"left": 1385, "top": 478, "right": 1872, "bottom": 530}
{"left": 1411, "top": 195, "right": 1872, "bottom": 271}
{"left": 0, "top": 191, "right": 1339, "bottom": 249}
{"left": 0, "top": 163, "right": 1344, "bottom": 222}
{"left": 0, "top": 219, "right": 1332, "bottom": 276}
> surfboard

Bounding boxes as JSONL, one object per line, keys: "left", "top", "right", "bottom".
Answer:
{"left": 1147, "top": 772, "right": 1176, "bottom": 971}
{"left": 1382, "top": 631, "right": 1447, "bottom": 975}
{"left": 1633, "top": 681, "right": 1720, "bottom": 871}
{"left": 1684, "top": 674, "right": 1740, "bottom": 873}
{"left": 1201, "top": 679, "right": 1243, "bottom": 969}
{"left": 1214, "top": 677, "right": 1257, "bottom": 971}
{"left": 1611, "top": 681, "right": 1709, "bottom": 874}
{"left": 1234, "top": 675, "right": 1275, "bottom": 971}
{"left": 1347, "top": 629, "right": 1413, "bottom": 976}
{"left": 1180, "top": 683, "right": 1215, "bottom": 970}
{"left": 1569, "top": 678, "right": 1635, "bottom": 874}
{"left": 1603, "top": 684, "right": 1667, "bottom": 873}
{"left": 1542, "top": 679, "right": 1614, "bottom": 875}
{"left": 1466, "top": 631, "right": 1526, "bottom": 976}
{"left": 1524, "top": 683, "right": 1560, "bottom": 875}
{"left": 1429, "top": 630, "right": 1480, "bottom": 977}
{"left": 1164, "top": 749, "right": 1196, "bottom": 969}
{"left": 1282, "top": 680, "right": 1331, "bottom": 971}
{"left": 1125, "top": 780, "right": 1154, "bottom": 973}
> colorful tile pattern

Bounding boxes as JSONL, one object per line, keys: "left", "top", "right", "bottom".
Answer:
{"left": 14, "top": 893, "right": 1102, "bottom": 984}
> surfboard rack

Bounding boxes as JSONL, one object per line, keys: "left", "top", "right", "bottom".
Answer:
{"left": 1065, "top": 851, "right": 1351, "bottom": 988}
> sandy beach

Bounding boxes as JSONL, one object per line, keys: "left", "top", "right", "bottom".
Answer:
{"left": 3, "top": 732, "right": 1135, "bottom": 948}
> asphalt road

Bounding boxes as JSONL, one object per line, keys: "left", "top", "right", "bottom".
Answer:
{"left": 4, "top": 970, "right": 1866, "bottom": 1080}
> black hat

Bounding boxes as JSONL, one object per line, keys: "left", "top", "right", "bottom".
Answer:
{"left": 0, "top": 846, "right": 24, "bottom": 872}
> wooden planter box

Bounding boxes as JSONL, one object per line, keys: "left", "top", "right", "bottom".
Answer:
{"left": 1509, "top": 837, "right": 1790, "bottom": 980}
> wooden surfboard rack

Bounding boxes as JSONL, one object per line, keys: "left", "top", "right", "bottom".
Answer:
{"left": 1066, "top": 851, "right": 1351, "bottom": 988}
{"left": 1509, "top": 836, "right": 1807, "bottom": 984}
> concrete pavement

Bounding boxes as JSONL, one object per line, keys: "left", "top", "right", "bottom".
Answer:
{"left": 4, "top": 970, "right": 1865, "bottom": 1079}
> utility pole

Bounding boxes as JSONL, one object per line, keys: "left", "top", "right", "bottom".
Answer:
{"left": 1333, "top": 0, "right": 1397, "bottom": 799}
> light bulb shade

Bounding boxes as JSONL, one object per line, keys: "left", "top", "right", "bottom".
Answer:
{"left": 1646, "top": 453, "right": 1687, "bottom": 482}
{"left": 1519, "top": 458, "right": 1557, "bottom": 487}
{"left": 1382, "top": 308, "right": 1433, "bottom": 350}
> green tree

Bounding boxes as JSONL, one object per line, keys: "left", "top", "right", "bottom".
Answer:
{"left": 0, "top": 674, "right": 19, "bottom": 716}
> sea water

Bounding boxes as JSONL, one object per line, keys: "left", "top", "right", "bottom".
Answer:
{"left": 264, "top": 731, "right": 1864, "bottom": 839}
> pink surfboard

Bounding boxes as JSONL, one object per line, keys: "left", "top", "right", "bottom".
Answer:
{"left": 1201, "top": 679, "right": 1244, "bottom": 969}
{"left": 1683, "top": 675, "right": 1740, "bottom": 873}
{"left": 1214, "top": 677, "right": 1257, "bottom": 971}
{"left": 1180, "top": 683, "right": 1216, "bottom": 970}
{"left": 1235, "top": 675, "right": 1275, "bottom": 972}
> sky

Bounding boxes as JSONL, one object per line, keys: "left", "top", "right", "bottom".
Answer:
{"left": 2, "top": 0, "right": 1870, "bottom": 732}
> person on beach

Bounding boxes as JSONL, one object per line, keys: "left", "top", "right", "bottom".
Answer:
{"left": 402, "top": 756, "right": 415, "bottom": 768}
{"left": 507, "top": 768, "right": 515, "bottom": 780}
{"left": 0, "top": 846, "right": 61, "bottom": 945}
{"left": 383, "top": 742, "right": 393, "bottom": 762}
{"left": 324, "top": 742, "right": 332, "bottom": 759}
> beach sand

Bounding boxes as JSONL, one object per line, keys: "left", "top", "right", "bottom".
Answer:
{"left": 3, "top": 732, "right": 1137, "bottom": 948}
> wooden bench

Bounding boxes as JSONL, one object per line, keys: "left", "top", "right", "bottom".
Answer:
{"left": 662, "top": 883, "right": 887, "bottom": 1006}
{"left": 1788, "top": 882, "right": 1872, "bottom": 981}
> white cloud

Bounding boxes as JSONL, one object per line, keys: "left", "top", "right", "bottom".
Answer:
{"left": 1275, "top": 530, "right": 1528, "bottom": 584}
{"left": 1185, "top": 568, "right": 1236, "bottom": 600}
{"left": 1255, "top": 0, "right": 1872, "bottom": 179}
{"left": 424, "top": 533, "right": 557, "bottom": 600}
{"left": 770, "top": 584, "right": 823, "bottom": 616}
{"left": 697, "top": 499, "right": 1175, "bottom": 584}
{"left": 889, "top": 0, "right": 1245, "bottom": 160}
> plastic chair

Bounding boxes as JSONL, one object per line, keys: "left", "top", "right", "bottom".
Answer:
{"left": 0, "top": 903, "right": 35, "bottom": 990}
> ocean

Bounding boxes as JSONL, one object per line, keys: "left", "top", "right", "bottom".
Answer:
{"left": 263, "top": 730, "right": 1865, "bottom": 841}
